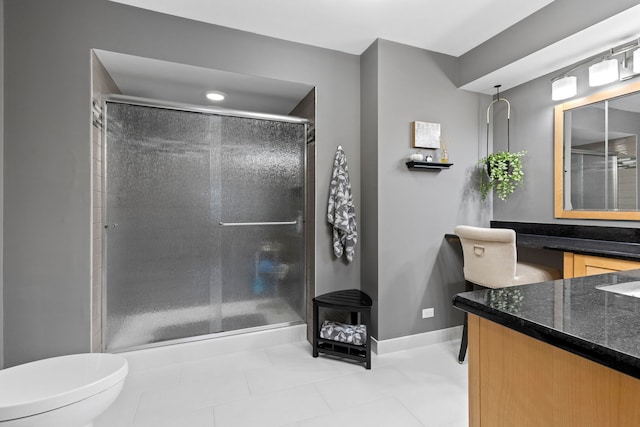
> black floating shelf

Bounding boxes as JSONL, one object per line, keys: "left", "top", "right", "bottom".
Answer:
{"left": 406, "top": 161, "right": 453, "bottom": 171}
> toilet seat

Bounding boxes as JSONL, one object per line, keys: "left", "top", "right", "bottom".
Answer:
{"left": 0, "top": 353, "right": 128, "bottom": 422}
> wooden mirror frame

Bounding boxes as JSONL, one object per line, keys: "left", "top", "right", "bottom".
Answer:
{"left": 554, "top": 79, "right": 640, "bottom": 220}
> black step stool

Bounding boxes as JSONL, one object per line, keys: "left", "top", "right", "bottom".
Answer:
{"left": 312, "top": 289, "right": 372, "bottom": 369}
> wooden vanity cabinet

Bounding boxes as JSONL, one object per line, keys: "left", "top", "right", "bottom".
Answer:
{"left": 563, "top": 252, "right": 640, "bottom": 278}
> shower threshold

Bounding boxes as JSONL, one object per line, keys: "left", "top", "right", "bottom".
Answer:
{"left": 105, "top": 298, "right": 304, "bottom": 353}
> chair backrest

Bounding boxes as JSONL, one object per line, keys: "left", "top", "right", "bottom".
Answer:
{"left": 454, "top": 225, "right": 517, "bottom": 288}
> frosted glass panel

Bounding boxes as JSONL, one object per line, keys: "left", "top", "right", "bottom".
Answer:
{"left": 220, "top": 117, "right": 305, "bottom": 222}
{"left": 103, "top": 103, "right": 306, "bottom": 351}
{"left": 220, "top": 227, "right": 304, "bottom": 330}
{"left": 220, "top": 118, "right": 306, "bottom": 331}
{"left": 104, "top": 103, "right": 221, "bottom": 351}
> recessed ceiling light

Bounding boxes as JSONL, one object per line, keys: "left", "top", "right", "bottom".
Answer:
{"left": 206, "top": 91, "right": 226, "bottom": 101}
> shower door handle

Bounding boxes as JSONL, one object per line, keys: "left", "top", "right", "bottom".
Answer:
{"left": 219, "top": 220, "right": 298, "bottom": 226}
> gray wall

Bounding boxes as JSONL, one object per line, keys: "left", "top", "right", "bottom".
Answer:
{"left": 360, "top": 41, "right": 380, "bottom": 336}
{"left": 4, "top": 0, "right": 360, "bottom": 366}
{"left": 494, "top": 61, "right": 640, "bottom": 228}
{"left": 364, "top": 40, "right": 490, "bottom": 340}
{"left": 9, "top": 0, "right": 626, "bottom": 364}
{"left": 0, "top": 0, "right": 4, "bottom": 369}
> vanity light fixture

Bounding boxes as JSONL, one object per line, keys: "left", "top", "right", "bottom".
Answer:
{"left": 634, "top": 48, "right": 640, "bottom": 74}
{"left": 551, "top": 75, "right": 577, "bottom": 101}
{"left": 589, "top": 57, "right": 619, "bottom": 87}
{"left": 205, "top": 91, "right": 226, "bottom": 102}
{"left": 551, "top": 38, "right": 640, "bottom": 101}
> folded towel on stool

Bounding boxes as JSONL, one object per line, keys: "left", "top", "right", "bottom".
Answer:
{"left": 320, "top": 321, "right": 367, "bottom": 346}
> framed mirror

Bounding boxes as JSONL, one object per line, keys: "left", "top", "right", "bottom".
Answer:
{"left": 554, "top": 80, "right": 640, "bottom": 219}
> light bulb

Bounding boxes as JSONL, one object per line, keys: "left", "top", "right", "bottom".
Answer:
{"left": 206, "top": 91, "right": 226, "bottom": 101}
{"left": 589, "top": 59, "right": 619, "bottom": 87}
{"left": 552, "top": 76, "right": 577, "bottom": 101}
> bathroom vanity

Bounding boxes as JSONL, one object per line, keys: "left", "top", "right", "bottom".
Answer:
{"left": 453, "top": 270, "right": 640, "bottom": 426}
{"left": 489, "top": 221, "right": 640, "bottom": 278}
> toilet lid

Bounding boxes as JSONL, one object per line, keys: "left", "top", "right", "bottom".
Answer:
{"left": 0, "top": 353, "right": 128, "bottom": 421}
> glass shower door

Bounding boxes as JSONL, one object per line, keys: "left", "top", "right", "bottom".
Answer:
{"left": 103, "top": 102, "right": 221, "bottom": 351}
{"left": 218, "top": 117, "right": 306, "bottom": 331}
{"left": 103, "top": 102, "right": 306, "bottom": 352}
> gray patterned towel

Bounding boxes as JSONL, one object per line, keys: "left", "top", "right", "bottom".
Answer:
{"left": 327, "top": 145, "right": 357, "bottom": 262}
{"left": 320, "top": 321, "right": 367, "bottom": 346}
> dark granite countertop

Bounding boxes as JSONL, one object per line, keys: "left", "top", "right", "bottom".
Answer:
{"left": 453, "top": 269, "right": 640, "bottom": 379}
{"left": 516, "top": 233, "right": 640, "bottom": 261}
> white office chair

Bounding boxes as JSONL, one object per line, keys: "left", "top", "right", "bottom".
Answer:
{"left": 454, "top": 225, "right": 562, "bottom": 362}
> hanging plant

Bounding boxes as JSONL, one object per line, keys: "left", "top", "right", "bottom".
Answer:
{"left": 479, "top": 150, "right": 526, "bottom": 201}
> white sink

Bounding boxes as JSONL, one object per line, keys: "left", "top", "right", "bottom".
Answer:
{"left": 598, "top": 281, "right": 640, "bottom": 298}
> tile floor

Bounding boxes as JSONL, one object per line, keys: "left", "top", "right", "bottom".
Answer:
{"left": 96, "top": 339, "right": 468, "bottom": 427}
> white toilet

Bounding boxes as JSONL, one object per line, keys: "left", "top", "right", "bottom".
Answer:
{"left": 0, "top": 353, "right": 128, "bottom": 427}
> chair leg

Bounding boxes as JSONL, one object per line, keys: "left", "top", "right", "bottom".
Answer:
{"left": 457, "top": 281, "right": 474, "bottom": 364}
{"left": 458, "top": 312, "right": 468, "bottom": 363}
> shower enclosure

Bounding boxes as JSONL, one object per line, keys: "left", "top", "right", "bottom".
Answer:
{"left": 102, "top": 100, "right": 307, "bottom": 352}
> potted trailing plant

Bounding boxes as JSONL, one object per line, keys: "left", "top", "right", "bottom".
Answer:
{"left": 479, "top": 150, "right": 526, "bottom": 201}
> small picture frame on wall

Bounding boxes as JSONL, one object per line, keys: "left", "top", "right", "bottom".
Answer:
{"left": 411, "top": 121, "right": 441, "bottom": 149}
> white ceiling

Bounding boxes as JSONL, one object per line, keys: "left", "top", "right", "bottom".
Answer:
{"left": 109, "top": 0, "right": 554, "bottom": 57}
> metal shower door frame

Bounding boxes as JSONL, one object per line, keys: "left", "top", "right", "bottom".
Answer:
{"left": 100, "top": 96, "right": 309, "bottom": 352}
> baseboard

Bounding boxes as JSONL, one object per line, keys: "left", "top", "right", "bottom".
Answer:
{"left": 372, "top": 325, "right": 463, "bottom": 355}
{"left": 121, "top": 324, "right": 307, "bottom": 372}
{"left": 120, "top": 324, "right": 463, "bottom": 371}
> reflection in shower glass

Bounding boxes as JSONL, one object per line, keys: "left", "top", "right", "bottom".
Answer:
{"left": 103, "top": 102, "right": 306, "bottom": 351}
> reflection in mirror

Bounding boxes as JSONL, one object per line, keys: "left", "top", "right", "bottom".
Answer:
{"left": 566, "top": 100, "right": 638, "bottom": 210}
{"left": 554, "top": 80, "right": 640, "bottom": 220}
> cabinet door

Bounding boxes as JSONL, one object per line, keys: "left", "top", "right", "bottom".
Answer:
{"left": 568, "top": 253, "right": 640, "bottom": 278}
